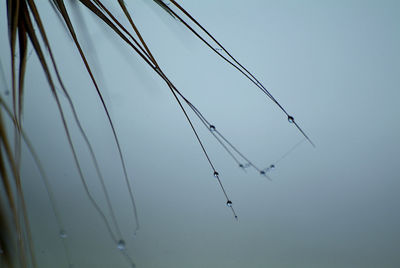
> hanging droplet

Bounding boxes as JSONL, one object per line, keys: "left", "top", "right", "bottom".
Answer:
{"left": 260, "top": 170, "right": 266, "bottom": 175}
{"left": 288, "top": 116, "right": 295, "bottom": 123}
{"left": 117, "top": 240, "right": 126, "bottom": 251}
{"left": 239, "top": 163, "right": 250, "bottom": 169}
{"left": 270, "top": 164, "right": 275, "bottom": 169}
{"left": 234, "top": 215, "right": 238, "bottom": 220}
{"left": 213, "top": 171, "right": 219, "bottom": 177}
{"left": 226, "top": 200, "right": 233, "bottom": 207}
{"left": 59, "top": 230, "right": 68, "bottom": 239}
{"left": 209, "top": 125, "right": 216, "bottom": 131}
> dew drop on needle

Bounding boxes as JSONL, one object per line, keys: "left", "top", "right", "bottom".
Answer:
{"left": 59, "top": 230, "right": 68, "bottom": 239}
{"left": 117, "top": 240, "right": 126, "bottom": 251}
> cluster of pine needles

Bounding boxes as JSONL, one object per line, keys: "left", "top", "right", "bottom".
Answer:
{"left": 0, "top": 0, "right": 314, "bottom": 267}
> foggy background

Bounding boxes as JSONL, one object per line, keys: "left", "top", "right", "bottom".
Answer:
{"left": 1, "top": 0, "right": 399, "bottom": 267}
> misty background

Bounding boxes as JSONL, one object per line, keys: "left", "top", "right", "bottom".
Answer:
{"left": 1, "top": 0, "right": 399, "bottom": 267}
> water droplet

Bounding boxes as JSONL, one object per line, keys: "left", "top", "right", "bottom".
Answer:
{"left": 59, "top": 230, "right": 68, "bottom": 239}
{"left": 209, "top": 125, "right": 216, "bottom": 131}
{"left": 239, "top": 164, "right": 244, "bottom": 168}
{"left": 213, "top": 171, "right": 219, "bottom": 177}
{"left": 270, "top": 164, "right": 275, "bottom": 169}
{"left": 288, "top": 116, "right": 295, "bottom": 123}
{"left": 226, "top": 200, "right": 233, "bottom": 207}
{"left": 117, "top": 240, "right": 126, "bottom": 251}
{"left": 260, "top": 170, "right": 266, "bottom": 175}
{"left": 234, "top": 215, "right": 238, "bottom": 220}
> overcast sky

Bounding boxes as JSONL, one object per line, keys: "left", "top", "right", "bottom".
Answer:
{"left": 1, "top": 0, "right": 400, "bottom": 267}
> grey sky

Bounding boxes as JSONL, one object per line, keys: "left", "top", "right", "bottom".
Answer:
{"left": 1, "top": 0, "right": 399, "bottom": 267}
